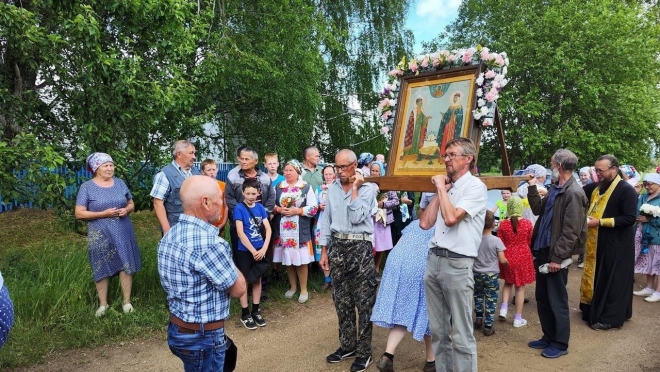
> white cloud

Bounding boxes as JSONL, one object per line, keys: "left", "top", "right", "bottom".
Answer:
{"left": 415, "top": 0, "right": 461, "bottom": 23}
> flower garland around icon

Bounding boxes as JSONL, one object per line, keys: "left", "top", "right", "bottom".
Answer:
{"left": 377, "top": 45, "right": 509, "bottom": 135}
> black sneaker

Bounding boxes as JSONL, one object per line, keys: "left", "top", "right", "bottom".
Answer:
{"left": 350, "top": 356, "right": 372, "bottom": 372}
{"left": 251, "top": 311, "right": 266, "bottom": 327}
{"left": 326, "top": 348, "right": 357, "bottom": 363}
{"left": 240, "top": 314, "right": 257, "bottom": 330}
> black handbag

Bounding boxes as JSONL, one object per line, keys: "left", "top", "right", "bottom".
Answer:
{"left": 242, "top": 202, "right": 267, "bottom": 239}
{"left": 224, "top": 335, "right": 237, "bottom": 372}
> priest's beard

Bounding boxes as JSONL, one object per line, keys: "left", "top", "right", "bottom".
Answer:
{"left": 599, "top": 178, "right": 615, "bottom": 193}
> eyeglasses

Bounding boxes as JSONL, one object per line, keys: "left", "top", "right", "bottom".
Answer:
{"left": 594, "top": 166, "right": 614, "bottom": 173}
{"left": 643, "top": 181, "right": 657, "bottom": 187}
{"left": 334, "top": 161, "right": 356, "bottom": 171}
{"left": 442, "top": 152, "right": 466, "bottom": 160}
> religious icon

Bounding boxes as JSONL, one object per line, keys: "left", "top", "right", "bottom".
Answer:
{"left": 389, "top": 66, "right": 479, "bottom": 177}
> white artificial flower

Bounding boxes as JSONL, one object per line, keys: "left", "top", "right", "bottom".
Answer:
{"left": 476, "top": 76, "right": 484, "bottom": 85}
{"left": 478, "top": 99, "right": 486, "bottom": 106}
{"left": 473, "top": 111, "right": 482, "bottom": 120}
{"left": 480, "top": 106, "right": 489, "bottom": 115}
{"left": 495, "top": 74, "right": 504, "bottom": 82}
{"left": 477, "top": 88, "right": 483, "bottom": 97}
{"left": 502, "top": 66, "right": 508, "bottom": 75}
{"left": 501, "top": 78, "right": 508, "bottom": 87}
{"left": 390, "top": 99, "right": 397, "bottom": 106}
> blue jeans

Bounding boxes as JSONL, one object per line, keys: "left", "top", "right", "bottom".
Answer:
{"left": 167, "top": 322, "right": 227, "bottom": 372}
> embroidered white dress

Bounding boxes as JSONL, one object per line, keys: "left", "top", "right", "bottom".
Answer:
{"left": 272, "top": 180, "right": 319, "bottom": 266}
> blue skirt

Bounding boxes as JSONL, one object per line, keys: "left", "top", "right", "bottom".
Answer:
{"left": 0, "top": 286, "right": 14, "bottom": 349}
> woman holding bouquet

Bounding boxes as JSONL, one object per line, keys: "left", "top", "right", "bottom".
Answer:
{"left": 314, "top": 165, "right": 336, "bottom": 290}
{"left": 370, "top": 161, "right": 399, "bottom": 275}
{"left": 633, "top": 173, "right": 660, "bottom": 303}
{"left": 272, "top": 159, "right": 318, "bottom": 303}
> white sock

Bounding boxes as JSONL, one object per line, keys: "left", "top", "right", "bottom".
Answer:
{"left": 654, "top": 291, "right": 660, "bottom": 296}
{"left": 647, "top": 287, "right": 655, "bottom": 291}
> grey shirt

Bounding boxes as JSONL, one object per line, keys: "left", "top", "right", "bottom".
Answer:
{"left": 318, "top": 180, "right": 376, "bottom": 246}
{"left": 474, "top": 234, "right": 506, "bottom": 274}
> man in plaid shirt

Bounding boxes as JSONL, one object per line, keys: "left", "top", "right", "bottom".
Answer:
{"left": 158, "top": 175, "right": 246, "bottom": 371}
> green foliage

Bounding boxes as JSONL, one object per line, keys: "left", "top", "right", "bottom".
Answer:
{"left": 1, "top": 0, "right": 412, "bottom": 209}
{"left": 0, "top": 133, "right": 66, "bottom": 209}
{"left": 433, "top": 0, "right": 660, "bottom": 171}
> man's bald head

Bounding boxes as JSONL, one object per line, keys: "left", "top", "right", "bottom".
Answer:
{"left": 335, "top": 149, "right": 358, "bottom": 184}
{"left": 181, "top": 175, "right": 224, "bottom": 224}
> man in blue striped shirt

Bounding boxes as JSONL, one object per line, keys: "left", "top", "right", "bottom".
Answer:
{"left": 158, "top": 175, "right": 246, "bottom": 371}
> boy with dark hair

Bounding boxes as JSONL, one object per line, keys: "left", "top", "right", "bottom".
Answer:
{"left": 233, "top": 178, "right": 272, "bottom": 329}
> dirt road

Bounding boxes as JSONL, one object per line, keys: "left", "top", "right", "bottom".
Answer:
{"left": 12, "top": 270, "right": 660, "bottom": 372}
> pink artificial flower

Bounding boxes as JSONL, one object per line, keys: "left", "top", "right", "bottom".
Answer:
{"left": 462, "top": 50, "right": 473, "bottom": 63}
{"left": 409, "top": 61, "right": 418, "bottom": 72}
{"left": 381, "top": 111, "right": 392, "bottom": 121}
{"left": 447, "top": 55, "right": 455, "bottom": 62}
{"left": 377, "top": 99, "right": 387, "bottom": 110}
{"left": 421, "top": 57, "right": 429, "bottom": 68}
{"left": 495, "top": 55, "right": 505, "bottom": 66}
{"left": 380, "top": 126, "right": 390, "bottom": 134}
{"left": 485, "top": 70, "right": 496, "bottom": 79}
{"left": 490, "top": 87, "right": 499, "bottom": 95}
{"left": 483, "top": 119, "right": 493, "bottom": 127}
{"left": 485, "top": 92, "right": 496, "bottom": 102}
{"left": 432, "top": 58, "right": 440, "bottom": 66}
{"left": 388, "top": 69, "right": 403, "bottom": 77}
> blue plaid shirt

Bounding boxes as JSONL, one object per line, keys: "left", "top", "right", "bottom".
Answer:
{"left": 158, "top": 214, "right": 238, "bottom": 323}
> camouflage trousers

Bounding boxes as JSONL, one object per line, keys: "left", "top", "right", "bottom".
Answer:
{"left": 328, "top": 237, "right": 377, "bottom": 358}
{"left": 473, "top": 272, "right": 500, "bottom": 327}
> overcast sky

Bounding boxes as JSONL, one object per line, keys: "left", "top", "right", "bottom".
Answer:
{"left": 405, "top": 0, "right": 461, "bottom": 52}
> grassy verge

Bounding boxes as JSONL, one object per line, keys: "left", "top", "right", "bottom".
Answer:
{"left": 0, "top": 209, "right": 327, "bottom": 368}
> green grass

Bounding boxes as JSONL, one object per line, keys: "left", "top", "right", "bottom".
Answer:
{"left": 0, "top": 209, "right": 328, "bottom": 368}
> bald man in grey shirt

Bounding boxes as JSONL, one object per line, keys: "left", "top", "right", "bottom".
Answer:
{"left": 319, "top": 149, "right": 377, "bottom": 372}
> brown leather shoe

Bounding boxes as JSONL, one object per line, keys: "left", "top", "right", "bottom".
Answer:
{"left": 483, "top": 327, "right": 496, "bottom": 336}
{"left": 474, "top": 317, "right": 483, "bottom": 328}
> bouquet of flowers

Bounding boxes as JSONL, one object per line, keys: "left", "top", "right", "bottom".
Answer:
{"left": 280, "top": 196, "right": 296, "bottom": 208}
{"left": 640, "top": 203, "right": 660, "bottom": 217}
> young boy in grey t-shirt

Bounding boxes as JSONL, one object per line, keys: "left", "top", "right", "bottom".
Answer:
{"left": 473, "top": 210, "right": 508, "bottom": 336}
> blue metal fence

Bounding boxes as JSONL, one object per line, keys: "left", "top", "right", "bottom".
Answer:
{"left": 0, "top": 163, "right": 241, "bottom": 213}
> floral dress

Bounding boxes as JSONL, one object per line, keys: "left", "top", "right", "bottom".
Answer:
{"left": 497, "top": 218, "right": 536, "bottom": 286}
{"left": 272, "top": 180, "right": 318, "bottom": 266}
{"left": 634, "top": 193, "right": 660, "bottom": 276}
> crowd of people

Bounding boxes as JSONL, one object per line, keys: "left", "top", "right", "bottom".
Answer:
{"left": 65, "top": 138, "right": 660, "bottom": 372}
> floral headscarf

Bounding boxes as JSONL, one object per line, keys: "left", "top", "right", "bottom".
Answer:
{"left": 523, "top": 164, "right": 546, "bottom": 179}
{"left": 507, "top": 196, "right": 523, "bottom": 218}
{"left": 357, "top": 152, "right": 374, "bottom": 167}
{"left": 370, "top": 160, "right": 386, "bottom": 176}
{"left": 85, "top": 152, "right": 113, "bottom": 173}
{"left": 285, "top": 159, "right": 303, "bottom": 175}
{"left": 620, "top": 164, "right": 638, "bottom": 179}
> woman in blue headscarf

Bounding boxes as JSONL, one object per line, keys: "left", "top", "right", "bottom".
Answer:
{"left": 358, "top": 152, "right": 374, "bottom": 175}
{"left": 370, "top": 160, "right": 399, "bottom": 275}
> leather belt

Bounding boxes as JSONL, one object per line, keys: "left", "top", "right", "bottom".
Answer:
{"left": 430, "top": 247, "right": 471, "bottom": 259}
{"left": 170, "top": 314, "right": 224, "bottom": 334}
{"left": 332, "top": 232, "right": 369, "bottom": 241}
